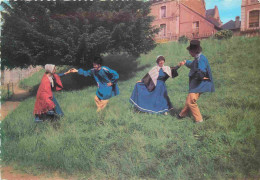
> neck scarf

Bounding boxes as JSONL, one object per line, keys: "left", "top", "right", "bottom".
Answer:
{"left": 148, "top": 65, "right": 172, "bottom": 87}
{"left": 45, "top": 64, "right": 55, "bottom": 87}
{"left": 195, "top": 53, "right": 201, "bottom": 60}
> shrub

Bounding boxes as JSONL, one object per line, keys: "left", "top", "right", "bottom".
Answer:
{"left": 178, "top": 36, "right": 189, "bottom": 43}
{"left": 214, "top": 30, "right": 233, "bottom": 40}
{"left": 1, "top": 86, "right": 12, "bottom": 103}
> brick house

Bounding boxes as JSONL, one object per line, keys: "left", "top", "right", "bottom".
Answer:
{"left": 221, "top": 16, "right": 241, "bottom": 36}
{"left": 241, "top": 0, "right": 260, "bottom": 35}
{"left": 206, "top": 5, "right": 222, "bottom": 27}
{"left": 150, "top": 0, "right": 221, "bottom": 42}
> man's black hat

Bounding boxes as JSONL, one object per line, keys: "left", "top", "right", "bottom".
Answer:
{"left": 187, "top": 40, "right": 202, "bottom": 52}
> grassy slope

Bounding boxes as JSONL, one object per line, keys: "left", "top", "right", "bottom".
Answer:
{"left": 19, "top": 69, "right": 45, "bottom": 90}
{"left": 2, "top": 37, "right": 260, "bottom": 179}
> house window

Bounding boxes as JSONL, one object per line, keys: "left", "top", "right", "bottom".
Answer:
{"left": 160, "top": 24, "right": 166, "bottom": 36}
{"left": 249, "top": 10, "right": 259, "bottom": 28}
{"left": 161, "top": 6, "right": 166, "bottom": 18}
{"left": 193, "top": 21, "right": 200, "bottom": 31}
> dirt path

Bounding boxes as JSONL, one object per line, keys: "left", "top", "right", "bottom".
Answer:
{"left": 0, "top": 85, "right": 30, "bottom": 120}
{"left": 1, "top": 86, "right": 73, "bottom": 180}
{"left": 1, "top": 166, "right": 72, "bottom": 180}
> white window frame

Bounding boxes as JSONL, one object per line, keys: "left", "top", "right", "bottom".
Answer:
{"left": 160, "top": 24, "right": 167, "bottom": 36}
{"left": 247, "top": 9, "right": 260, "bottom": 28}
{"left": 161, "top": 6, "right": 166, "bottom": 18}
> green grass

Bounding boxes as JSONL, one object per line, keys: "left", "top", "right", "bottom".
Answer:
{"left": 19, "top": 69, "right": 45, "bottom": 90}
{"left": 2, "top": 36, "right": 260, "bottom": 179}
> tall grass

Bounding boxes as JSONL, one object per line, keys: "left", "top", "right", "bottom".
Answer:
{"left": 2, "top": 36, "right": 260, "bottom": 179}
{"left": 19, "top": 69, "right": 45, "bottom": 90}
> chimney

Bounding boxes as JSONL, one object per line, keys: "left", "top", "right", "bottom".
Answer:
{"left": 214, "top": 6, "right": 218, "bottom": 18}
{"left": 235, "top": 16, "right": 240, "bottom": 29}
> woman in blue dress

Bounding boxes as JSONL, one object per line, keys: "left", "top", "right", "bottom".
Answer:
{"left": 130, "top": 56, "right": 179, "bottom": 114}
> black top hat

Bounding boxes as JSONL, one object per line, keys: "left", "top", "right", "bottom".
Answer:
{"left": 187, "top": 40, "right": 202, "bottom": 52}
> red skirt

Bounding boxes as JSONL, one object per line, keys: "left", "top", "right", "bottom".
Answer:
{"left": 33, "top": 74, "right": 63, "bottom": 115}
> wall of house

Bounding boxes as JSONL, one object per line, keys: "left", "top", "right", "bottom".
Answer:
{"left": 150, "top": 1, "right": 180, "bottom": 40}
{"left": 180, "top": 0, "right": 206, "bottom": 16}
{"left": 179, "top": 4, "right": 217, "bottom": 39}
{"left": 241, "top": 0, "right": 247, "bottom": 30}
{"left": 150, "top": 0, "right": 218, "bottom": 41}
{"left": 150, "top": 1, "right": 179, "bottom": 35}
{"left": 241, "top": 0, "right": 260, "bottom": 31}
{"left": 213, "top": 6, "right": 222, "bottom": 25}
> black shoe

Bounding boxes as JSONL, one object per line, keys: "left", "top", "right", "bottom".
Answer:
{"left": 177, "top": 114, "right": 184, "bottom": 119}
{"left": 35, "top": 116, "right": 43, "bottom": 122}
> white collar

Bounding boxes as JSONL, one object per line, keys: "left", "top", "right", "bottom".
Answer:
{"left": 195, "top": 53, "right": 201, "bottom": 59}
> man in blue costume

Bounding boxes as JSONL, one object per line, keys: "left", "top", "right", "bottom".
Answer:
{"left": 178, "top": 40, "right": 215, "bottom": 123}
{"left": 70, "top": 57, "right": 119, "bottom": 112}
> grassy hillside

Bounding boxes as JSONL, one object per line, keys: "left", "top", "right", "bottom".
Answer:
{"left": 19, "top": 69, "right": 45, "bottom": 90}
{"left": 2, "top": 37, "right": 260, "bottom": 179}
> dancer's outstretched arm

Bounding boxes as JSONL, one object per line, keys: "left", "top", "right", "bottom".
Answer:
{"left": 57, "top": 69, "right": 72, "bottom": 77}
{"left": 70, "top": 68, "right": 93, "bottom": 77}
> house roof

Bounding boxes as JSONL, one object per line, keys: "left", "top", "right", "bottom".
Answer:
{"left": 221, "top": 20, "right": 241, "bottom": 30}
{"left": 206, "top": 7, "right": 222, "bottom": 27}
{"left": 206, "top": 9, "right": 215, "bottom": 17}
{"left": 206, "top": 16, "right": 221, "bottom": 27}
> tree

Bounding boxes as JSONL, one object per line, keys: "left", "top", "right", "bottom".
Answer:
{"left": 1, "top": 0, "right": 159, "bottom": 69}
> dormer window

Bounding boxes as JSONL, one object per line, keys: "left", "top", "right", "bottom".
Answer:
{"left": 161, "top": 6, "right": 166, "bottom": 18}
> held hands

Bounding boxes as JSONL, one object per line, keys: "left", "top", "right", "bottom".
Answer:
{"left": 107, "top": 82, "right": 113, "bottom": 86}
{"left": 64, "top": 68, "right": 78, "bottom": 75}
{"left": 69, "top": 68, "right": 78, "bottom": 73}
{"left": 178, "top": 60, "right": 186, "bottom": 67}
{"left": 64, "top": 70, "right": 71, "bottom": 75}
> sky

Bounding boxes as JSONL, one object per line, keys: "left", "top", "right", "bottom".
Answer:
{"left": 205, "top": 0, "right": 242, "bottom": 24}
{"left": 0, "top": 0, "right": 8, "bottom": 11}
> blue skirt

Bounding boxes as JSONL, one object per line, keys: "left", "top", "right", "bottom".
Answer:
{"left": 35, "top": 95, "right": 63, "bottom": 122}
{"left": 53, "top": 95, "right": 64, "bottom": 116}
{"left": 130, "top": 80, "right": 173, "bottom": 114}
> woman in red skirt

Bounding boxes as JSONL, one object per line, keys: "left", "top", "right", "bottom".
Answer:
{"left": 33, "top": 64, "right": 71, "bottom": 122}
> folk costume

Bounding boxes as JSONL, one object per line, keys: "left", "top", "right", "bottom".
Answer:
{"left": 130, "top": 64, "right": 179, "bottom": 114}
{"left": 33, "top": 64, "right": 64, "bottom": 122}
{"left": 77, "top": 66, "right": 119, "bottom": 111}
{"left": 179, "top": 40, "right": 215, "bottom": 122}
